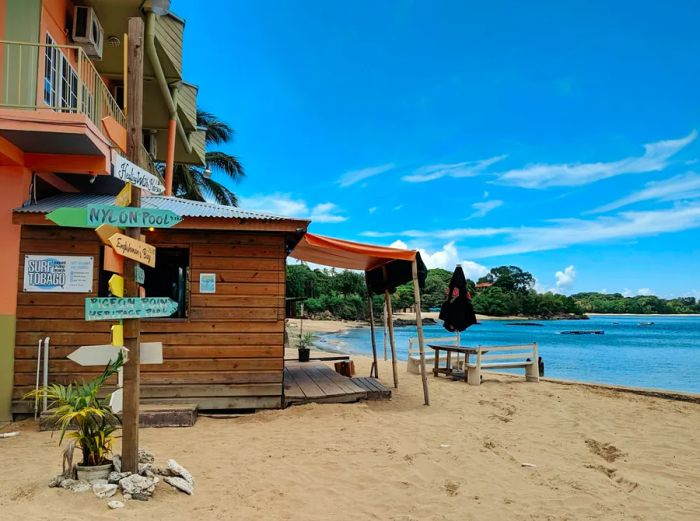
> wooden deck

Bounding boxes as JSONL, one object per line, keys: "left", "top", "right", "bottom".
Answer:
{"left": 284, "top": 361, "right": 391, "bottom": 406}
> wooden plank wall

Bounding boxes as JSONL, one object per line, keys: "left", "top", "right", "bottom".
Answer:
{"left": 12, "top": 225, "right": 286, "bottom": 413}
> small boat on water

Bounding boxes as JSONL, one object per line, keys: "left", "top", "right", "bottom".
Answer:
{"left": 639, "top": 322, "right": 655, "bottom": 326}
{"left": 506, "top": 322, "right": 544, "bottom": 327}
{"left": 559, "top": 330, "right": 605, "bottom": 335}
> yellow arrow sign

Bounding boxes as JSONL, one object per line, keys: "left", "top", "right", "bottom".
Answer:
{"left": 95, "top": 223, "right": 121, "bottom": 245}
{"left": 115, "top": 182, "right": 132, "bottom": 207}
{"left": 111, "top": 323, "right": 124, "bottom": 347}
{"left": 107, "top": 233, "right": 156, "bottom": 268}
{"left": 108, "top": 274, "right": 124, "bottom": 297}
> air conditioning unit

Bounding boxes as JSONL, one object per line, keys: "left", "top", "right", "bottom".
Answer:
{"left": 72, "top": 6, "right": 104, "bottom": 59}
{"left": 143, "top": 131, "right": 158, "bottom": 159}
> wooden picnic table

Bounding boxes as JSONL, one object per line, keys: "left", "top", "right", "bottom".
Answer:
{"left": 427, "top": 344, "right": 482, "bottom": 382}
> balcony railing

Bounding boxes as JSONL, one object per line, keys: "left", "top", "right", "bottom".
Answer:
{"left": 0, "top": 40, "right": 126, "bottom": 131}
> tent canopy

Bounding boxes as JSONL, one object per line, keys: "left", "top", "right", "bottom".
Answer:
{"left": 290, "top": 233, "right": 427, "bottom": 293}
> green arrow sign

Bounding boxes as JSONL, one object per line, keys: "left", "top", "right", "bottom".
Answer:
{"left": 46, "top": 207, "right": 91, "bottom": 228}
{"left": 87, "top": 205, "right": 182, "bottom": 228}
{"left": 85, "top": 297, "right": 178, "bottom": 321}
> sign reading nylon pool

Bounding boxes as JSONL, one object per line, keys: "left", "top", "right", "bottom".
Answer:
{"left": 85, "top": 297, "right": 178, "bottom": 320}
{"left": 87, "top": 205, "right": 182, "bottom": 228}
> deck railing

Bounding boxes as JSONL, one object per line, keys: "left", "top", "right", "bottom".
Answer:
{"left": 0, "top": 40, "right": 126, "bottom": 131}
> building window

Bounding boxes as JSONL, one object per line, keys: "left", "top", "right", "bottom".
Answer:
{"left": 43, "top": 33, "right": 79, "bottom": 113}
{"left": 143, "top": 248, "right": 190, "bottom": 318}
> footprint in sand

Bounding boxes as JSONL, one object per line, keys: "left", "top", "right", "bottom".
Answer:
{"left": 585, "top": 438, "right": 626, "bottom": 462}
{"left": 585, "top": 464, "right": 639, "bottom": 492}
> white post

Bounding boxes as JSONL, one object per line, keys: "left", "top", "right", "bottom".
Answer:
{"left": 412, "top": 260, "right": 430, "bottom": 406}
{"left": 42, "top": 336, "right": 50, "bottom": 412}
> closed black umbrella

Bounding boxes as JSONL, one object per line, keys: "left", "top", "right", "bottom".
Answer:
{"left": 439, "top": 265, "right": 477, "bottom": 332}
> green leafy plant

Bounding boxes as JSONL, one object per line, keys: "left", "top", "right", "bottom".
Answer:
{"left": 25, "top": 351, "right": 125, "bottom": 466}
{"left": 298, "top": 332, "right": 315, "bottom": 350}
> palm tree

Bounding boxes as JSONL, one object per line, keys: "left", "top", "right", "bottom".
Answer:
{"left": 170, "top": 110, "right": 245, "bottom": 206}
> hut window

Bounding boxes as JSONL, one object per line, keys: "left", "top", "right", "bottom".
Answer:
{"left": 98, "top": 247, "right": 190, "bottom": 318}
{"left": 143, "top": 248, "right": 190, "bottom": 318}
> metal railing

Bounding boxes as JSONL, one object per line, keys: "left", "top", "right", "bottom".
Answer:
{"left": 0, "top": 40, "right": 126, "bottom": 130}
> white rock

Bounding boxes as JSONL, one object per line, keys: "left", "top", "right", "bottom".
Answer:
{"left": 93, "top": 483, "right": 118, "bottom": 499}
{"left": 112, "top": 455, "right": 122, "bottom": 473}
{"left": 138, "top": 448, "right": 155, "bottom": 464}
{"left": 108, "top": 471, "right": 132, "bottom": 484}
{"left": 119, "top": 474, "right": 157, "bottom": 497}
{"left": 163, "top": 476, "right": 193, "bottom": 495}
{"left": 89, "top": 478, "right": 108, "bottom": 485}
{"left": 48, "top": 475, "right": 65, "bottom": 488}
{"left": 107, "top": 500, "right": 124, "bottom": 509}
{"left": 61, "top": 479, "right": 91, "bottom": 493}
{"left": 167, "top": 459, "right": 194, "bottom": 486}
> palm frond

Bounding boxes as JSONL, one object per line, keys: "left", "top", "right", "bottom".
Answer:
{"left": 197, "top": 110, "right": 234, "bottom": 145}
{"left": 205, "top": 151, "right": 245, "bottom": 181}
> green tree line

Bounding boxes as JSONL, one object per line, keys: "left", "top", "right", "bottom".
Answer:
{"left": 286, "top": 264, "right": 699, "bottom": 320}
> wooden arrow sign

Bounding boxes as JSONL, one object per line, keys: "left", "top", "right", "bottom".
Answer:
{"left": 68, "top": 342, "right": 163, "bottom": 366}
{"left": 107, "top": 233, "right": 156, "bottom": 267}
{"left": 85, "top": 297, "right": 178, "bottom": 320}
{"left": 113, "top": 154, "right": 165, "bottom": 194}
{"left": 95, "top": 224, "right": 122, "bottom": 245}
{"left": 87, "top": 205, "right": 182, "bottom": 228}
{"left": 46, "top": 207, "right": 90, "bottom": 228}
{"left": 115, "top": 182, "right": 132, "bottom": 207}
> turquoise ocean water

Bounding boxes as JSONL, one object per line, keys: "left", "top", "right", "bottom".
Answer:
{"left": 316, "top": 315, "right": 700, "bottom": 394}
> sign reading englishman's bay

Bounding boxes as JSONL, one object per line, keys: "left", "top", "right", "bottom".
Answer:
{"left": 87, "top": 205, "right": 182, "bottom": 228}
{"left": 85, "top": 297, "right": 178, "bottom": 320}
{"left": 108, "top": 233, "right": 156, "bottom": 267}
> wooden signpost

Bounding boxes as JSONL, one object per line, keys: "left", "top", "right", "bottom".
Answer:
{"left": 85, "top": 297, "right": 178, "bottom": 320}
{"left": 46, "top": 207, "right": 90, "bottom": 228}
{"left": 107, "top": 233, "right": 156, "bottom": 268}
{"left": 87, "top": 205, "right": 182, "bottom": 228}
{"left": 113, "top": 154, "right": 165, "bottom": 195}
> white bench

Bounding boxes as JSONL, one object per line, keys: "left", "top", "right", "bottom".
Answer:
{"left": 467, "top": 343, "right": 539, "bottom": 385}
{"left": 407, "top": 334, "right": 460, "bottom": 374}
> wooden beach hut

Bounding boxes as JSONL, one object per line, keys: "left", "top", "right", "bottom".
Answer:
{"left": 290, "top": 233, "right": 431, "bottom": 405}
{"left": 10, "top": 193, "right": 309, "bottom": 415}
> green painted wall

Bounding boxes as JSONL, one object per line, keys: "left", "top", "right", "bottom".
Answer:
{"left": 0, "top": 315, "right": 16, "bottom": 423}
{"left": 3, "top": 0, "right": 41, "bottom": 107}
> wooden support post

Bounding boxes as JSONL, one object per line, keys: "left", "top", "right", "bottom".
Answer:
{"left": 383, "top": 303, "right": 388, "bottom": 361}
{"left": 383, "top": 290, "right": 398, "bottom": 389}
{"left": 366, "top": 288, "right": 378, "bottom": 378}
{"left": 412, "top": 260, "right": 430, "bottom": 406}
{"left": 121, "top": 17, "right": 144, "bottom": 474}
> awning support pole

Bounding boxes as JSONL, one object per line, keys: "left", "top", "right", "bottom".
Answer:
{"left": 366, "top": 287, "right": 379, "bottom": 379}
{"left": 412, "top": 260, "right": 430, "bottom": 406}
{"left": 382, "top": 266, "right": 398, "bottom": 388}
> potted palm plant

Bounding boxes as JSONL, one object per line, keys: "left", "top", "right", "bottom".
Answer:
{"left": 26, "top": 352, "right": 124, "bottom": 481}
{"left": 298, "top": 332, "right": 315, "bottom": 362}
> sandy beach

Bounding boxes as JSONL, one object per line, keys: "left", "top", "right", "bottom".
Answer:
{"left": 2, "top": 350, "right": 699, "bottom": 521}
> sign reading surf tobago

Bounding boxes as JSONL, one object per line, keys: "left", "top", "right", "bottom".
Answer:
{"left": 107, "top": 233, "right": 156, "bottom": 267}
{"left": 87, "top": 205, "right": 182, "bottom": 228}
{"left": 85, "top": 297, "right": 178, "bottom": 320}
{"left": 23, "top": 255, "right": 94, "bottom": 293}
{"left": 113, "top": 154, "right": 165, "bottom": 194}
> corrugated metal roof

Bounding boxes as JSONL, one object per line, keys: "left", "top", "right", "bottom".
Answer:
{"left": 15, "top": 194, "right": 308, "bottom": 222}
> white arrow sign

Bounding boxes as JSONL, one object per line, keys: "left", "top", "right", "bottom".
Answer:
{"left": 110, "top": 388, "right": 123, "bottom": 414}
{"left": 68, "top": 342, "right": 163, "bottom": 366}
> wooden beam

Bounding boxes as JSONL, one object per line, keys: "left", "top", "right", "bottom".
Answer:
{"left": 25, "top": 153, "right": 110, "bottom": 175}
{"left": 412, "top": 260, "right": 430, "bottom": 406}
{"left": 121, "top": 16, "right": 145, "bottom": 475}
{"left": 366, "top": 284, "right": 378, "bottom": 379}
{"left": 36, "top": 173, "right": 79, "bottom": 193}
{"left": 0, "top": 134, "right": 25, "bottom": 166}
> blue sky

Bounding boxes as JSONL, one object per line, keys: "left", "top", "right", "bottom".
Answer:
{"left": 176, "top": 0, "right": 700, "bottom": 297}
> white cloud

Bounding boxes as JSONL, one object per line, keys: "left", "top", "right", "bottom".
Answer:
{"left": 395, "top": 241, "right": 489, "bottom": 279}
{"left": 622, "top": 288, "right": 634, "bottom": 297}
{"left": 555, "top": 265, "right": 576, "bottom": 292}
{"left": 310, "top": 203, "right": 347, "bottom": 223}
{"left": 363, "top": 202, "right": 700, "bottom": 258}
{"left": 368, "top": 206, "right": 377, "bottom": 214}
{"left": 495, "top": 131, "right": 697, "bottom": 189}
{"left": 362, "top": 227, "right": 511, "bottom": 239}
{"left": 338, "top": 163, "right": 395, "bottom": 187}
{"left": 402, "top": 155, "right": 507, "bottom": 183}
{"left": 590, "top": 172, "right": 700, "bottom": 213}
{"left": 239, "top": 193, "right": 346, "bottom": 223}
{"left": 637, "top": 288, "right": 653, "bottom": 296}
{"left": 469, "top": 199, "right": 503, "bottom": 219}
